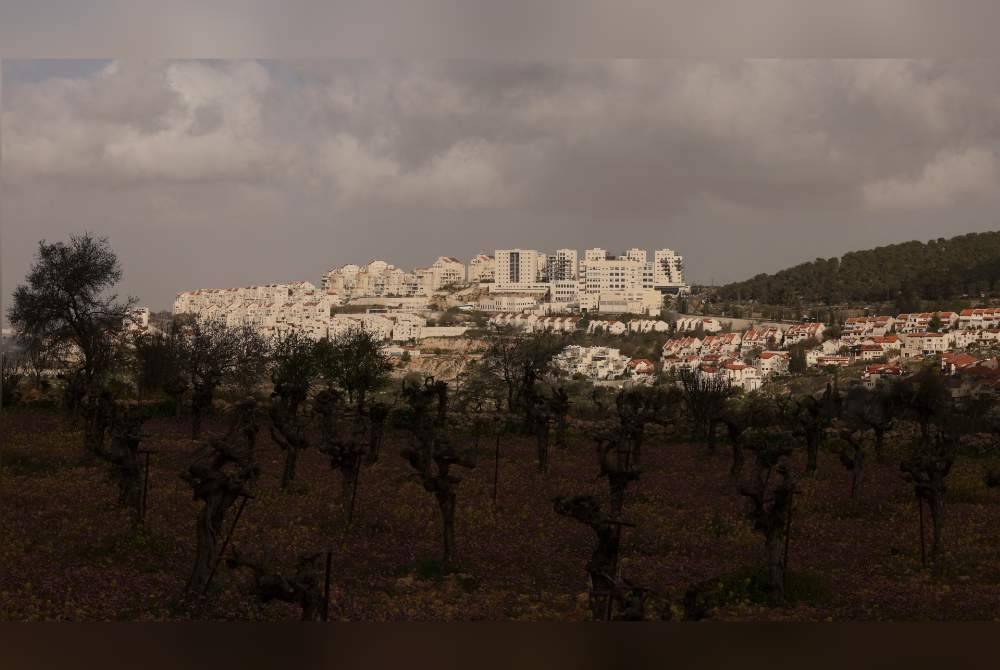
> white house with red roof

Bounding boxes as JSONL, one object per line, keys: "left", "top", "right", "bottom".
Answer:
{"left": 958, "top": 308, "right": 1000, "bottom": 330}
{"left": 753, "top": 351, "right": 790, "bottom": 378}
{"left": 784, "top": 322, "right": 825, "bottom": 345}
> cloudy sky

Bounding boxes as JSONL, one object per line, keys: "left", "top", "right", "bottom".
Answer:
{"left": 3, "top": 58, "right": 1000, "bottom": 313}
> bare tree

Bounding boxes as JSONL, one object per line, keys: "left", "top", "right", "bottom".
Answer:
{"left": 269, "top": 331, "right": 317, "bottom": 490}
{"left": 679, "top": 369, "right": 733, "bottom": 453}
{"left": 901, "top": 431, "right": 955, "bottom": 575}
{"left": 398, "top": 376, "right": 477, "bottom": 568}
{"left": 182, "top": 434, "right": 259, "bottom": 593}
{"left": 553, "top": 495, "right": 640, "bottom": 620}
{"left": 738, "top": 435, "right": 796, "bottom": 605}
{"left": 180, "top": 318, "right": 241, "bottom": 439}
{"left": 102, "top": 402, "right": 148, "bottom": 524}
{"left": 315, "top": 388, "right": 367, "bottom": 526}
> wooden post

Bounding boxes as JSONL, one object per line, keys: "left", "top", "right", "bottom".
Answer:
{"left": 322, "top": 550, "right": 333, "bottom": 622}
{"left": 203, "top": 494, "right": 249, "bottom": 595}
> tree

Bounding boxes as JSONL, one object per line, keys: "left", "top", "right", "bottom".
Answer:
{"left": 901, "top": 425, "right": 957, "bottom": 576}
{"left": 553, "top": 495, "right": 638, "bottom": 620}
{"left": 180, "top": 318, "right": 241, "bottom": 439}
{"left": 782, "top": 389, "right": 833, "bottom": 476}
{"left": 269, "top": 331, "right": 317, "bottom": 490}
{"left": 614, "top": 384, "right": 680, "bottom": 468}
{"left": 398, "top": 376, "right": 477, "bottom": 568}
{"left": 101, "top": 401, "right": 148, "bottom": 525}
{"left": 314, "top": 328, "right": 391, "bottom": 412}
{"left": 480, "top": 325, "right": 564, "bottom": 421}
{"left": 1, "top": 351, "right": 26, "bottom": 407}
{"left": 315, "top": 388, "right": 367, "bottom": 527}
{"left": 788, "top": 344, "right": 809, "bottom": 374}
{"left": 738, "top": 435, "right": 796, "bottom": 605}
{"left": 720, "top": 392, "right": 777, "bottom": 479}
{"left": 228, "top": 324, "right": 272, "bottom": 398}
{"left": 679, "top": 370, "right": 733, "bottom": 452}
{"left": 7, "top": 234, "right": 137, "bottom": 454}
{"left": 928, "top": 313, "right": 943, "bottom": 333}
{"left": 183, "top": 433, "right": 259, "bottom": 593}
{"left": 130, "top": 328, "right": 184, "bottom": 401}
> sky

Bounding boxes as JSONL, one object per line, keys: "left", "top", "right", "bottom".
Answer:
{"left": 3, "top": 58, "right": 1000, "bottom": 315}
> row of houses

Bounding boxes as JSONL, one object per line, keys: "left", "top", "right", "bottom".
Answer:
{"left": 552, "top": 345, "right": 656, "bottom": 381}
{"left": 173, "top": 283, "right": 465, "bottom": 342}
{"left": 843, "top": 309, "right": 1000, "bottom": 336}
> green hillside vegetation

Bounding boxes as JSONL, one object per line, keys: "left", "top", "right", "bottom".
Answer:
{"left": 714, "top": 231, "right": 1000, "bottom": 307}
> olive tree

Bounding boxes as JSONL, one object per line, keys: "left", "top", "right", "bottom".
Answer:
{"left": 7, "top": 234, "right": 136, "bottom": 454}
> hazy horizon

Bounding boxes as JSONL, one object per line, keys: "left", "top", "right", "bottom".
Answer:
{"left": 4, "top": 59, "right": 1000, "bottom": 315}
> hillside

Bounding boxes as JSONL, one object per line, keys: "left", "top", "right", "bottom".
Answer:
{"left": 713, "top": 231, "right": 1000, "bottom": 306}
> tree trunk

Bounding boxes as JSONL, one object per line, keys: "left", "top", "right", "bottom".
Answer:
{"left": 536, "top": 428, "right": 549, "bottom": 475}
{"left": 190, "top": 499, "right": 226, "bottom": 592}
{"left": 282, "top": 447, "right": 298, "bottom": 490}
{"left": 706, "top": 420, "right": 718, "bottom": 454}
{"left": 765, "top": 531, "right": 785, "bottom": 605}
{"left": 805, "top": 431, "right": 819, "bottom": 475}
{"left": 437, "top": 490, "right": 456, "bottom": 568}
{"left": 631, "top": 430, "right": 643, "bottom": 469}
{"left": 191, "top": 405, "right": 203, "bottom": 440}
{"left": 730, "top": 439, "right": 744, "bottom": 479}
{"left": 929, "top": 491, "right": 945, "bottom": 575}
{"left": 339, "top": 463, "right": 360, "bottom": 524}
{"left": 851, "top": 452, "right": 864, "bottom": 500}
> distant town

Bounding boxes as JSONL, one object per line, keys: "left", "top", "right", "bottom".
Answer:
{"left": 170, "top": 246, "right": 687, "bottom": 343}
{"left": 159, "top": 247, "right": 1000, "bottom": 398}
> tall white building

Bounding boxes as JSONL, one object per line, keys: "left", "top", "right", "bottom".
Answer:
{"left": 494, "top": 249, "right": 548, "bottom": 291}
{"left": 549, "top": 249, "right": 578, "bottom": 281}
{"left": 653, "top": 248, "right": 685, "bottom": 290}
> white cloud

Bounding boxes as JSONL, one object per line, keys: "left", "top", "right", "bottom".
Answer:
{"left": 316, "top": 134, "right": 524, "bottom": 208}
{"left": 3, "top": 59, "right": 289, "bottom": 183}
{"left": 863, "top": 147, "right": 998, "bottom": 209}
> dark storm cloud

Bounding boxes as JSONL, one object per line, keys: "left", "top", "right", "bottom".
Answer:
{"left": 3, "top": 58, "right": 1000, "bottom": 316}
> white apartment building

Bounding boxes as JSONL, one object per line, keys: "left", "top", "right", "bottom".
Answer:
{"left": 415, "top": 256, "right": 466, "bottom": 294}
{"left": 549, "top": 279, "right": 580, "bottom": 304}
{"left": 843, "top": 316, "right": 895, "bottom": 337}
{"left": 553, "top": 345, "right": 631, "bottom": 380}
{"left": 477, "top": 294, "right": 541, "bottom": 313}
{"left": 468, "top": 254, "right": 496, "bottom": 283}
{"left": 549, "top": 249, "right": 579, "bottom": 281}
{"left": 895, "top": 312, "right": 959, "bottom": 334}
{"left": 958, "top": 308, "right": 1000, "bottom": 330}
{"left": 740, "top": 326, "right": 784, "bottom": 353}
{"left": 492, "top": 249, "right": 550, "bottom": 293}
{"left": 675, "top": 317, "right": 723, "bottom": 334}
{"left": 391, "top": 313, "right": 428, "bottom": 342}
{"left": 721, "top": 361, "right": 763, "bottom": 392}
{"left": 900, "top": 332, "right": 955, "bottom": 357}
{"left": 753, "top": 351, "right": 790, "bottom": 378}
{"left": 784, "top": 322, "right": 825, "bottom": 345}
{"left": 324, "top": 261, "right": 421, "bottom": 298}
{"left": 653, "top": 249, "right": 686, "bottom": 290}
{"left": 662, "top": 337, "right": 703, "bottom": 357}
